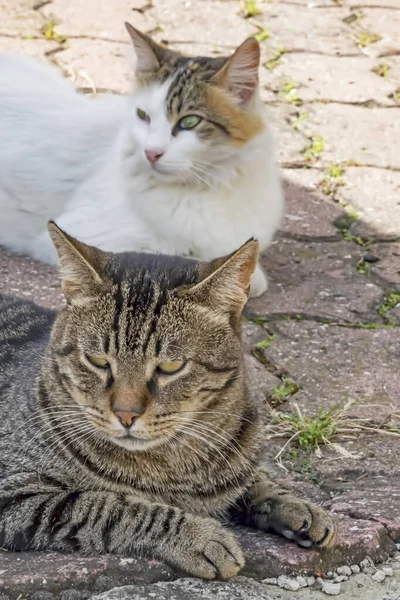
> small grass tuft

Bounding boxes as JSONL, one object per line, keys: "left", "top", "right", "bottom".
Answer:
{"left": 253, "top": 28, "right": 270, "bottom": 43}
{"left": 41, "top": 20, "right": 67, "bottom": 44}
{"left": 304, "top": 135, "right": 325, "bottom": 161}
{"left": 328, "top": 163, "right": 345, "bottom": 179}
{"left": 282, "top": 81, "right": 302, "bottom": 105}
{"left": 271, "top": 376, "right": 300, "bottom": 406}
{"left": 356, "top": 30, "right": 382, "bottom": 47}
{"left": 321, "top": 165, "right": 345, "bottom": 197}
{"left": 356, "top": 257, "right": 371, "bottom": 276}
{"left": 240, "top": 0, "right": 262, "bottom": 17}
{"left": 292, "top": 111, "right": 309, "bottom": 131}
{"left": 264, "top": 48, "right": 286, "bottom": 71}
{"left": 266, "top": 399, "right": 400, "bottom": 463}
{"left": 378, "top": 292, "right": 400, "bottom": 323}
{"left": 356, "top": 322, "right": 379, "bottom": 329}
{"left": 256, "top": 334, "right": 275, "bottom": 349}
{"left": 372, "top": 63, "right": 391, "bottom": 78}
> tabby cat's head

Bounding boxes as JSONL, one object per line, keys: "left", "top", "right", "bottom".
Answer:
{"left": 125, "top": 23, "right": 265, "bottom": 186}
{"left": 46, "top": 222, "right": 258, "bottom": 452}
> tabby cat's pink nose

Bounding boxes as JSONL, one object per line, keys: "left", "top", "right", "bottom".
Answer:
{"left": 145, "top": 149, "right": 164, "bottom": 164}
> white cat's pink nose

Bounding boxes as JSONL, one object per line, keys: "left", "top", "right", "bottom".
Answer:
{"left": 145, "top": 149, "right": 164, "bottom": 164}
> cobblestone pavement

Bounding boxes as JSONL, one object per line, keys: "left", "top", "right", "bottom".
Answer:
{"left": 0, "top": 0, "right": 399, "bottom": 597}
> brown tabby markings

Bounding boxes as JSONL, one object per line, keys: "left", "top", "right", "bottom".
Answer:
{"left": 0, "top": 223, "right": 336, "bottom": 580}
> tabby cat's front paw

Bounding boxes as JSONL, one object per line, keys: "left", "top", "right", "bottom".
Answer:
{"left": 166, "top": 517, "right": 244, "bottom": 580}
{"left": 261, "top": 497, "right": 336, "bottom": 549}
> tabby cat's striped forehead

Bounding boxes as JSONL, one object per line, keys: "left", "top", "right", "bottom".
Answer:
{"left": 138, "top": 53, "right": 230, "bottom": 120}
{"left": 101, "top": 253, "right": 200, "bottom": 352}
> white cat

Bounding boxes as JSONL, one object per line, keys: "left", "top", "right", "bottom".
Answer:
{"left": 0, "top": 24, "right": 284, "bottom": 296}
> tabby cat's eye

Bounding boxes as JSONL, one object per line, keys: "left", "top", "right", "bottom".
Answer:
{"left": 177, "top": 115, "right": 202, "bottom": 130}
{"left": 137, "top": 108, "right": 150, "bottom": 123}
{"left": 158, "top": 360, "right": 186, "bottom": 375}
{"left": 87, "top": 355, "right": 110, "bottom": 369}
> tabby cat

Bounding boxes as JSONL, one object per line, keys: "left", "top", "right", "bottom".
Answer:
{"left": 0, "top": 223, "right": 335, "bottom": 579}
{"left": 0, "top": 24, "right": 284, "bottom": 297}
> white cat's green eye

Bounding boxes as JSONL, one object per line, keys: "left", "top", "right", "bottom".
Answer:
{"left": 178, "top": 115, "right": 202, "bottom": 130}
{"left": 158, "top": 360, "right": 186, "bottom": 375}
{"left": 87, "top": 355, "right": 110, "bottom": 369}
{"left": 137, "top": 108, "right": 150, "bottom": 123}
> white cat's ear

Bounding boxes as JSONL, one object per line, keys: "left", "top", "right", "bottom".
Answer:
{"left": 125, "top": 22, "right": 161, "bottom": 74}
{"left": 213, "top": 37, "right": 260, "bottom": 105}
{"left": 186, "top": 239, "right": 259, "bottom": 317}
{"left": 48, "top": 222, "right": 110, "bottom": 305}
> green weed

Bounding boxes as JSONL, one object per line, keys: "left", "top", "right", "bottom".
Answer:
{"left": 256, "top": 335, "right": 275, "bottom": 349}
{"left": 254, "top": 29, "right": 269, "bottom": 42}
{"left": 264, "top": 48, "right": 286, "bottom": 71}
{"left": 357, "top": 30, "right": 382, "bottom": 47}
{"left": 271, "top": 376, "right": 299, "bottom": 406}
{"left": 372, "top": 63, "right": 391, "bottom": 78}
{"left": 378, "top": 292, "right": 400, "bottom": 323}
{"left": 282, "top": 81, "right": 302, "bottom": 105}
{"left": 41, "top": 21, "right": 67, "bottom": 43}
{"left": 304, "top": 135, "right": 325, "bottom": 160}
{"left": 241, "top": 0, "right": 262, "bottom": 17}
{"left": 292, "top": 111, "right": 309, "bottom": 131}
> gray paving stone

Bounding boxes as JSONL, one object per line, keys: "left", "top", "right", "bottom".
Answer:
{"left": 304, "top": 104, "right": 400, "bottom": 169}
{"left": 92, "top": 578, "right": 276, "bottom": 600}
{"left": 251, "top": 238, "right": 383, "bottom": 323}
{"left": 260, "top": 320, "right": 399, "bottom": 417}
{"left": 335, "top": 167, "right": 400, "bottom": 237}
{"left": 41, "top": 0, "right": 152, "bottom": 40}
{"left": 0, "top": 0, "right": 44, "bottom": 37}
{"left": 280, "top": 168, "right": 345, "bottom": 239}
{"left": 0, "top": 36, "right": 59, "bottom": 59}
{"left": 263, "top": 53, "right": 398, "bottom": 105}
{"left": 149, "top": 0, "right": 255, "bottom": 50}
{"left": 253, "top": 3, "right": 360, "bottom": 55}
{"left": 54, "top": 39, "right": 134, "bottom": 93}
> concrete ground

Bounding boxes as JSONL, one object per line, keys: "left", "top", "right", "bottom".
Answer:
{"left": 0, "top": 0, "right": 400, "bottom": 597}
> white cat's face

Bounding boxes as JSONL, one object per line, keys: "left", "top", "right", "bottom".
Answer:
{"left": 125, "top": 26, "right": 265, "bottom": 187}
{"left": 130, "top": 81, "right": 218, "bottom": 186}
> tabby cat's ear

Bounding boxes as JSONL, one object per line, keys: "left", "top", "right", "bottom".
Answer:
{"left": 213, "top": 37, "right": 260, "bottom": 105}
{"left": 187, "top": 239, "right": 259, "bottom": 316}
{"left": 48, "top": 222, "right": 109, "bottom": 305}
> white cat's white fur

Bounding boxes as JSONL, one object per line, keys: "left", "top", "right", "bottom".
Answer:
{"left": 0, "top": 39, "right": 284, "bottom": 297}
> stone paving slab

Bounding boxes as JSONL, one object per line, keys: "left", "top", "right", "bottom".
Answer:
{"left": 280, "top": 169, "right": 344, "bottom": 239}
{"left": 265, "top": 105, "right": 309, "bottom": 162}
{"left": 54, "top": 39, "right": 134, "bottom": 93}
{"left": 0, "top": 36, "right": 58, "bottom": 59}
{"left": 335, "top": 168, "right": 400, "bottom": 237}
{"left": 256, "top": 3, "right": 360, "bottom": 55}
{"left": 40, "top": 0, "right": 151, "bottom": 41}
{"left": 264, "top": 53, "right": 398, "bottom": 105}
{"left": 251, "top": 238, "right": 384, "bottom": 323}
{"left": 371, "top": 242, "right": 400, "bottom": 286}
{"left": 358, "top": 8, "right": 400, "bottom": 44}
{"left": 149, "top": 1, "right": 255, "bottom": 49}
{"left": 0, "top": 516, "right": 396, "bottom": 598}
{"left": 0, "top": 0, "right": 44, "bottom": 37}
{"left": 0, "top": 248, "right": 61, "bottom": 309}
{"left": 304, "top": 103, "right": 400, "bottom": 169}
{"left": 250, "top": 320, "right": 399, "bottom": 416}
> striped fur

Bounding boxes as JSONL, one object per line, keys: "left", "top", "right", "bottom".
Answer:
{"left": 0, "top": 227, "right": 335, "bottom": 579}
